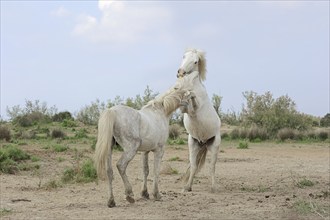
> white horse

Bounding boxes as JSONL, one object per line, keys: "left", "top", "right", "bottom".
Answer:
{"left": 94, "top": 73, "right": 197, "bottom": 207}
{"left": 177, "top": 49, "right": 221, "bottom": 193}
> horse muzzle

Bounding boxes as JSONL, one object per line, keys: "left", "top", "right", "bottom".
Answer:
{"left": 177, "top": 69, "right": 186, "bottom": 78}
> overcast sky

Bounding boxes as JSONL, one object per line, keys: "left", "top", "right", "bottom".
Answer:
{"left": 1, "top": 0, "right": 329, "bottom": 119}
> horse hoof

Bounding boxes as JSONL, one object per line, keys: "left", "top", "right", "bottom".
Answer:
{"left": 107, "top": 199, "right": 116, "bottom": 208}
{"left": 141, "top": 191, "right": 150, "bottom": 199}
{"left": 182, "top": 187, "right": 192, "bottom": 193}
{"left": 126, "top": 196, "right": 135, "bottom": 204}
{"left": 153, "top": 193, "right": 162, "bottom": 201}
{"left": 211, "top": 187, "right": 217, "bottom": 193}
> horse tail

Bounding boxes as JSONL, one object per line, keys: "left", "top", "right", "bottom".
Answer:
{"left": 183, "top": 145, "right": 208, "bottom": 183}
{"left": 94, "top": 109, "right": 115, "bottom": 179}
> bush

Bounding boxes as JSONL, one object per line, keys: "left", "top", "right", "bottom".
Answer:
{"left": 306, "top": 130, "right": 317, "bottom": 140}
{"left": 14, "top": 112, "right": 51, "bottom": 127}
{"left": 52, "top": 144, "right": 69, "bottom": 152}
{"left": 247, "top": 126, "right": 268, "bottom": 141}
{"left": 239, "top": 128, "right": 248, "bottom": 139}
{"left": 51, "top": 129, "right": 66, "bottom": 139}
{"left": 61, "top": 119, "right": 77, "bottom": 128}
{"left": 0, "top": 126, "right": 11, "bottom": 141}
{"left": 76, "top": 99, "right": 106, "bottom": 125}
{"left": 230, "top": 128, "right": 240, "bottom": 139}
{"left": 0, "top": 145, "right": 31, "bottom": 174}
{"left": 320, "top": 113, "right": 330, "bottom": 127}
{"left": 317, "top": 130, "right": 329, "bottom": 141}
{"left": 7, "top": 100, "right": 57, "bottom": 123}
{"left": 241, "top": 91, "right": 313, "bottom": 134}
{"left": 52, "top": 111, "right": 73, "bottom": 122}
{"left": 169, "top": 124, "right": 181, "bottom": 139}
{"left": 61, "top": 158, "right": 97, "bottom": 183}
{"left": 277, "top": 128, "right": 295, "bottom": 141}
{"left": 238, "top": 141, "right": 249, "bottom": 149}
{"left": 74, "top": 129, "right": 88, "bottom": 139}
{"left": 221, "top": 132, "right": 229, "bottom": 140}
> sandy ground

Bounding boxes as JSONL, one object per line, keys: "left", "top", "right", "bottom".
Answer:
{"left": 1, "top": 141, "right": 329, "bottom": 219}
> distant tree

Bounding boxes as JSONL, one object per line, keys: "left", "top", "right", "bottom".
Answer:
{"left": 6, "top": 100, "right": 57, "bottom": 126}
{"left": 212, "top": 94, "right": 222, "bottom": 117}
{"left": 320, "top": 113, "right": 330, "bottom": 127}
{"left": 142, "top": 85, "right": 158, "bottom": 105}
{"left": 52, "top": 111, "right": 73, "bottom": 122}
{"left": 76, "top": 99, "right": 106, "bottom": 125}
{"left": 241, "top": 91, "right": 313, "bottom": 134}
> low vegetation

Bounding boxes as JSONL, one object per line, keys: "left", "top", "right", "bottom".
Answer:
{"left": 62, "top": 158, "right": 97, "bottom": 184}
{"left": 0, "top": 145, "right": 32, "bottom": 174}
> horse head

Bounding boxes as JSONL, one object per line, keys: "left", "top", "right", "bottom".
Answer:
{"left": 177, "top": 49, "right": 207, "bottom": 81}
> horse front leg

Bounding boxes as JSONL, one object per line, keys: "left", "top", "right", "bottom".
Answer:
{"left": 141, "top": 151, "right": 150, "bottom": 199}
{"left": 152, "top": 146, "right": 164, "bottom": 201}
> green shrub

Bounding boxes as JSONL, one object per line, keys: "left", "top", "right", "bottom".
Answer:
{"left": 61, "top": 158, "right": 97, "bottom": 183}
{"left": 61, "top": 119, "right": 77, "bottom": 128}
{"left": 51, "top": 129, "right": 66, "bottom": 139}
{"left": 221, "top": 132, "right": 230, "bottom": 141}
{"left": 297, "top": 178, "right": 314, "bottom": 188}
{"left": 0, "top": 145, "right": 31, "bottom": 174}
{"left": 320, "top": 113, "right": 330, "bottom": 127}
{"left": 0, "top": 158, "right": 17, "bottom": 174}
{"left": 74, "top": 129, "right": 88, "bottom": 139}
{"left": 318, "top": 130, "right": 329, "bottom": 141}
{"left": 52, "top": 144, "right": 69, "bottom": 152}
{"left": 62, "top": 167, "right": 75, "bottom": 183}
{"left": 44, "top": 179, "right": 62, "bottom": 190}
{"left": 52, "top": 111, "right": 73, "bottom": 122}
{"left": 79, "top": 159, "right": 97, "bottom": 183}
{"left": 15, "top": 112, "right": 51, "bottom": 127}
{"left": 5, "top": 145, "right": 30, "bottom": 161}
{"left": 237, "top": 140, "right": 249, "bottom": 149}
{"left": 0, "top": 126, "right": 11, "bottom": 141}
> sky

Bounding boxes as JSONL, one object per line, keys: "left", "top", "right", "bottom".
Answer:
{"left": 1, "top": 0, "right": 329, "bottom": 119}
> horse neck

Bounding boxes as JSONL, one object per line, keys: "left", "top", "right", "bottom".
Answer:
{"left": 144, "top": 91, "right": 182, "bottom": 117}
{"left": 161, "top": 93, "right": 182, "bottom": 116}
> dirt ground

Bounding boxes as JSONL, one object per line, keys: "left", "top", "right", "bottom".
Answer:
{"left": 1, "top": 141, "right": 329, "bottom": 219}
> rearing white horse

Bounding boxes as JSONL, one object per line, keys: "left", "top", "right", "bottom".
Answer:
{"left": 177, "top": 49, "right": 221, "bottom": 193}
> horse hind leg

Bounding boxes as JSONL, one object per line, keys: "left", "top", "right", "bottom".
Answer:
{"left": 152, "top": 146, "right": 165, "bottom": 201}
{"left": 183, "top": 135, "right": 200, "bottom": 192}
{"left": 208, "top": 135, "right": 220, "bottom": 193}
{"left": 107, "top": 143, "right": 116, "bottom": 207}
{"left": 141, "top": 151, "right": 150, "bottom": 199}
{"left": 116, "top": 143, "right": 139, "bottom": 204}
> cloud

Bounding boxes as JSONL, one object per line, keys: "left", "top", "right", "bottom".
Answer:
{"left": 50, "top": 6, "right": 70, "bottom": 17}
{"left": 72, "top": 1, "right": 172, "bottom": 44}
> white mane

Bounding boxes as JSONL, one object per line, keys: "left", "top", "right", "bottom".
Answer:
{"left": 185, "top": 48, "right": 207, "bottom": 81}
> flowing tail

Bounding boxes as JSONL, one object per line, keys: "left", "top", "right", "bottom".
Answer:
{"left": 94, "top": 109, "right": 115, "bottom": 179}
{"left": 183, "top": 146, "right": 208, "bottom": 183}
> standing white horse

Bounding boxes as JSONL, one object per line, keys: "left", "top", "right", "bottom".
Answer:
{"left": 177, "top": 49, "right": 221, "bottom": 193}
{"left": 94, "top": 74, "right": 197, "bottom": 207}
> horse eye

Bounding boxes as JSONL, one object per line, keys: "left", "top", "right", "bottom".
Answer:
{"left": 194, "top": 61, "right": 198, "bottom": 64}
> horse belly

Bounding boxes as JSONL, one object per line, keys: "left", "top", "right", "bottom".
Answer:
{"left": 184, "top": 113, "right": 220, "bottom": 141}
